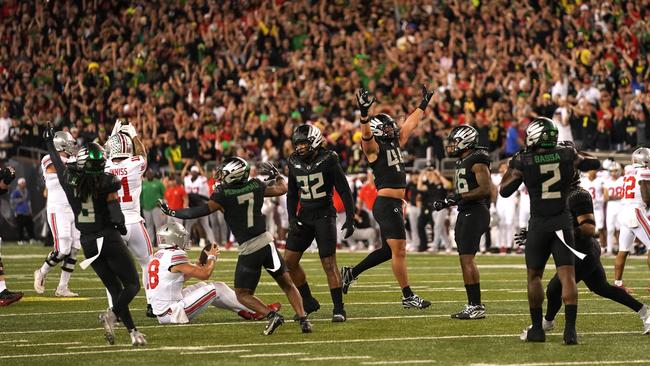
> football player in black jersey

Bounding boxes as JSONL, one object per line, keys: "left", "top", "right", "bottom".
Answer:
{"left": 43, "top": 125, "right": 145, "bottom": 346}
{"left": 520, "top": 170, "right": 650, "bottom": 339}
{"left": 433, "top": 125, "right": 491, "bottom": 320}
{"left": 340, "top": 86, "right": 433, "bottom": 309}
{"left": 159, "top": 157, "right": 312, "bottom": 335}
{"left": 284, "top": 124, "right": 355, "bottom": 322}
{"left": 0, "top": 166, "right": 24, "bottom": 306}
{"left": 499, "top": 118, "right": 600, "bottom": 344}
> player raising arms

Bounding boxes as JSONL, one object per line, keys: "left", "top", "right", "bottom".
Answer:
{"left": 285, "top": 124, "right": 355, "bottom": 322}
{"left": 34, "top": 131, "right": 81, "bottom": 297}
{"left": 159, "top": 157, "right": 311, "bottom": 335}
{"left": 500, "top": 119, "right": 599, "bottom": 344}
{"left": 613, "top": 148, "right": 650, "bottom": 291}
{"left": 434, "top": 125, "right": 491, "bottom": 319}
{"left": 147, "top": 222, "right": 269, "bottom": 324}
{"left": 0, "top": 166, "right": 23, "bottom": 306}
{"left": 341, "top": 86, "right": 433, "bottom": 309}
{"left": 43, "top": 124, "right": 145, "bottom": 346}
{"left": 104, "top": 120, "right": 155, "bottom": 317}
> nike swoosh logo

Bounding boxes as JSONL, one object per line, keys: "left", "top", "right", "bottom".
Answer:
{"left": 465, "top": 213, "right": 472, "bottom": 217}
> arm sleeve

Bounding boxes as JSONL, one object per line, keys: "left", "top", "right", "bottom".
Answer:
{"left": 107, "top": 199, "right": 125, "bottom": 227}
{"left": 286, "top": 169, "right": 299, "bottom": 221}
{"left": 331, "top": 159, "right": 355, "bottom": 219}
{"left": 172, "top": 204, "right": 213, "bottom": 219}
{"left": 46, "top": 139, "right": 75, "bottom": 201}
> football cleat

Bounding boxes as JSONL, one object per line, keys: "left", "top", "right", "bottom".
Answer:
{"left": 99, "top": 309, "right": 117, "bottom": 345}
{"left": 130, "top": 330, "right": 147, "bottom": 346}
{"left": 639, "top": 305, "right": 650, "bottom": 335}
{"left": 524, "top": 326, "right": 546, "bottom": 342}
{"left": 451, "top": 304, "right": 486, "bottom": 320}
{"left": 33, "top": 269, "right": 46, "bottom": 294}
{"left": 563, "top": 327, "right": 578, "bottom": 345}
{"left": 340, "top": 266, "right": 356, "bottom": 294}
{"left": 0, "top": 289, "right": 23, "bottom": 306}
{"left": 146, "top": 304, "right": 156, "bottom": 318}
{"left": 304, "top": 297, "right": 320, "bottom": 315}
{"left": 402, "top": 294, "right": 431, "bottom": 309}
{"left": 332, "top": 309, "right": 347, "bottom": 323}
{"left": 520, "top": 318, "right": 555, "bottom": 340}
{"left": 55, "top": 286, "right": 79, "bottom": 297}
{"left": 263, "top": 312, "right": 284, "bottom": 336}
{"left": 300, "top": 318, "right": 313, "bottom": 333}
{"left": 249, "top": 302, "right": 283, "bottom": 320}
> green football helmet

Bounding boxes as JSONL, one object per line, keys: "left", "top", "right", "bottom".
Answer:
{"left": 525, "top": 117, "right": 558, "bottom": 149}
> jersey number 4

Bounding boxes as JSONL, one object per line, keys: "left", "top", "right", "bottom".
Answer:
{"left": 540, "top": 163, "right": 561, "bottom": 199}
{"left": 387, "top": 149, "right": 403, "bottom": 171}
{"left": 296, "top": 173, "right": 326, "bottom": 200}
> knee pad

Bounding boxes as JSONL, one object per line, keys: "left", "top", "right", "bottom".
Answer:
{"left": 62, "top": 248, "right": 78, "bottom": 273}
{"left": 45, "top": 251, "right": 66, "bottom": 267}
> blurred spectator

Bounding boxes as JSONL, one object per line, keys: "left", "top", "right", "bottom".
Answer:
{"left": 163, "top": 175, "right": 188, "bottom": 225}
{"left": 141, "top": 170, "right": 166, "bottom": 246}
{"left": 10, "top": 178, "right": 34, "bottom": 245}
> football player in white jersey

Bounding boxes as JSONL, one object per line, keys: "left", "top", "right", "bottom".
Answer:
{"left": 34, "top": 131, "right": 81, "bottom": 297}
{"left": 604, "top": 163, "right": 624, "bottom": 255}
{"left": 149, "top": 222, "right": 276, "bottom": 324}
{"left": 517, "top": 183, "right": 530, "bottom": 230}
{"left": 614, "top": 148, "right": 650, "bottom": 291}
{"left": 104, "top": 120, "right": 154, "bottom": 317}
{"left": 581, "top": 169, "right": 606, "bottom": 247}
{"left": 492, "top": 162, "right": 517, "bottom": 252}
{"left": 183, "top": 165, "right": 216, "bottom": 246}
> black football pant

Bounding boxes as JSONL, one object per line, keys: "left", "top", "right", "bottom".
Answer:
{"left": 16, "top": 214, "right": 34, "bottom": 241}
{"left": 545, "top": 257, "right": 643, "bottom": 321}
{"left": 83, "top": 230, "right": 140, "bottom": 331}
{"left": 417, "top": 209, "right": 433, "bottom": 252}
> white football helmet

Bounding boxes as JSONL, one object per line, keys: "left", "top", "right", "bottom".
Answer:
{"left": 105, "top": 133, "right": 134, "bottom": 160}
{"left": 53, "top": 131, "right": 77, "bottom": 155}
{"left": 157, "top": 221, "right": 190, "bottom": 250}
{"left": 632, "top": 148, "right": 650, "bottom": 168}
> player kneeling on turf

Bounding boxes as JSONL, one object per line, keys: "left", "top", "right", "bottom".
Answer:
{"left": 147, "top": 222, "right": 273, "bottom": 324}
{"left": 159, "top": 157, "right": 311, "bottom": 335}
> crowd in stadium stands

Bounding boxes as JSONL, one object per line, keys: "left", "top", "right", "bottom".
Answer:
{"left": 1, "top": 0, "right": 650, "bottom": 169}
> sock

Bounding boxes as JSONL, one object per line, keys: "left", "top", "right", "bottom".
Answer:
{"left": 298, "top": 283, "right": 313, "bottom": 301}
{"left": 401, "top": 286, "right": 414, "bottom": 298}
{"left": 330, "top": 287, "right": 344, "bottom": 312}
{"left": 465, "top": 283, "right": 481, "bottom": 305}
{"left": 614, "top": 280, "right": 623, "bottom": 287}
{"left": 565, "top": 304, "right": 577, "bottom": 329}
{"left": 530, "top": 307, "right": 543, "bottom": 328}
{"left": 58, "top": 270, "right": 72, "bottom": 288}
{"left": 351, "top": 244, "right": 392, "bottom": 278}
{"left": 40, "top": 262, "right": 52, "bottom": 274}
{"left": 106, "top": 288, "right": 114, "bottom": 309}
{"left": 0, "top": 280, "right": 6, "bottom": 292}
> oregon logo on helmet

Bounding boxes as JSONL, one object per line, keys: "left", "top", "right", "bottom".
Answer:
{"left": 525, "top": 117, "right": 558, "bottom": 149}
{"left": 76, "top": 142, "right": 106, "bottom": 173}
{"left": 447, "top": 125, "right": 478, "bottom": 157}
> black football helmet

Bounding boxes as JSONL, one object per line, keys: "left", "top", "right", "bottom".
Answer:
{"left": 292, "top": 124, "right": 323, "bottom": 157}
{"left": 369, "top": 113, "right": 400, "bottom": 140}
{"left": 446, "top": 125, "right": 478, "bottom": 157}
{"left": 76, "top": 142, "right": 106, "bottom": 173}
{"left": 525, "top": 117, "right": 558, "bottom": 149}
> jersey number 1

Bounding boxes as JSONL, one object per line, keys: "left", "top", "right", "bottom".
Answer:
{"left": 119, "top": 177, "right": 133, "bottom": 203}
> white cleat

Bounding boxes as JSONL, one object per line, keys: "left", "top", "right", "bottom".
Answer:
{"left": 55, "top": 286, "right": 79, "bottom": 297}
{"left": 130, "top": 330, "right": 147, "bottom": 346}
{"left": 639, "top": 304, "right": 650, "bottom": 335}
{"left": 99, "top": 310, "right": 117, "bottom": 345}
{"left": 33, "top": 270, "right": 46, "bottom": 294}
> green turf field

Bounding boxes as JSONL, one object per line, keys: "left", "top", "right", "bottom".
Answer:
{"left": 2, "top": 244, "right": 650, "bottom": 366}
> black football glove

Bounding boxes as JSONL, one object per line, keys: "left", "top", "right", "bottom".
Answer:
{"left": 418, "top": 84, "right": 434, "bottom": 111}
{"left": 115, "top": 223, "right": 127, "bottom": 236}
{"left": 356, "top": 88, "right": 376, "bottom": 118}
{"left": 289, "top": 218, "right": 303, "bottom": 234}
{"left": 158, "top": 199, "right": 176, "bottom": 217}
{"left": 341, "top": 218, "right": 355, "bottom": 239}
{"left": 514, "top": 228, "right": 528, "bottom": 247}
{"left": 433, "top": 193, "right": 460, "bottom": 211}
{"left": 259, "top": 162, "right": 280, "bottom": 181}
{"left": 0, "top": 166, "right": 16, "bottom": 185}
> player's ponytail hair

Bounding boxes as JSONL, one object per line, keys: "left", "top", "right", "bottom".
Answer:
{"left": 76, "top": 173, "right": 103, "bottom": 202}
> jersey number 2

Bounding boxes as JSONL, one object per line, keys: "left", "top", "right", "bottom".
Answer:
{"left": 237, "top": 193, "right": 254, "bottom": 228}
{"left": 119, "top": 177, "right": 133, "bottom": 203}
{"left": 624, "top": 176, "right": 636, "bottom": 199}
{"left": 540, "top": 163, "right": 561, "bottom": 199}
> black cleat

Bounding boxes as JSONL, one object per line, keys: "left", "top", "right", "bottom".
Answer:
{"left": 563, "top": 328, "right": 578, "bottom": 345}
{"left": 146, "top": 304, "right": 156, "bottom": 318}
{"left": 300, "top": 318, "right": 313, "bottom": 333}
{"left": 451, "top": 304, "right": 486, "bottom": 320}
{"left": 402, "top": 294, "right": 431, "bottom": 309}
{"left": 332, "top": 309, "right": 347, "bottom": 322}
{"left": 263, "top": 311, "right": 284, "bottom": 335}
{"left": 525, "top": 326, "right": 546, "bottom": 342}
{"left": 341, "top": 266, "right": 356, "bottom": 294}
{"left": 0, "top": 289, "right": 23, "bottom": 307}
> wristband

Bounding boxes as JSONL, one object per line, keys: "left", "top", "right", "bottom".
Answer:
{"left": 207, "top": 255, "right": 217, "bottom": 261}
{"left": 362, "top": 135, "right": 374, "bottom": 141}
{"left": 360, "top": 118, "right": 369, "bottom": 125}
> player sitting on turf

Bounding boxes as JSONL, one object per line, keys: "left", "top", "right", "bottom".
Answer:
{"left": 147, "top": 222, "right": 276, "bottom": 324}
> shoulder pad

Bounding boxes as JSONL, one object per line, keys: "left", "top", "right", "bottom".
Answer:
{"left": 466, "top": 149, "right": 490, "bottom": 166}
{"left": 287, "top": 154, "right": 301, "bottom": 167}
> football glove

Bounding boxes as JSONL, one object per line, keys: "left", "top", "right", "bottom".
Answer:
{"left": 158, "top": 199, "right": 176, "bottom": 217}
{"left": 119, "top": 123, "right": 137, "bottom": 139}
{"left": 259, "top": 162, "right": 280, "bottom": 181}
{"left": 289, "top": 218, "right": 303, "bottom": 234}
{"left": 43, "top": 121, "right": 55, "bottom": 141}
{"left": 433, "top": 194, "right": 460, "bottom": 211}
{"left": 341, "top": 218, "right": 355, "bottom": 239}
{"left": 0, "top": 166, "right": 15, "bottom": 185}
{"left": 514, "top": 228, "right": 528, "bottom": 247}
{"left": 356, "top": 88, "right": 376, "bottom": 118}
{"left": 111, "top": 119, "right": 124, "bottom": 136}
{"left": 418, "top": 84, "right": 434, "bottom": 111}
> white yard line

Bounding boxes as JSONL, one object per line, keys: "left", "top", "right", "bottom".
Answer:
{"left": 14, "top": 342, "right": 82, "bottom": 347}
{"left": 299, "top": 356, "right": 372, "bottom": 361}
{"left": 180, "top": 349, "right": 250, "bottom": 355}
{"left": 240, "top": 353, "right": 307, "bottom": 358}
{"left": 471, "top": 361, "right": 650, "bottom": 366}
{"left": 361, "top": 361, "right": 436, "bottom": 365}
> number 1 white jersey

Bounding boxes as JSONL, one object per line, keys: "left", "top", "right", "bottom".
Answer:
{"left": 105, "top": 155, "right": 146, "bottom": 224}
{"left": 620, "top": 165, "right": 650, "bottom": 208}
{"left": 148, "top": 248, "right": 189, "bottom": 315}
{"left": 41, "top": 154, "right": 72, "bottom": 211}
{"left": 580, "top": 176, "right": 605, "bottom": 209}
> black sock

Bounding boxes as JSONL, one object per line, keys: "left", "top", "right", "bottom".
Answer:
{"left": 351, "top": 244, "right": 392, "bottom": 278}
{"left": 330, "top": 287, "right": 344, "bottom": 312}
{"left": 565, "top": 304, "right": 577, "bottom": 329}
{"left": 465, "top": 283, "right": 481, "bottom": 305}
{"left": 402, "top": 286, "right": 414, "bottom": 298}
{"left": 298, "top": 283, "right": 313, "bottom": 301}
{"left": 530, "top": 307, "right": 543, "bottom": 328}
